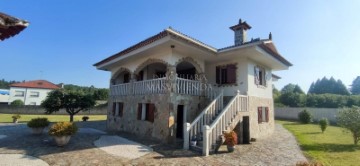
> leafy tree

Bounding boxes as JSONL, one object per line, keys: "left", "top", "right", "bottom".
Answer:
{"left": 279, "top": 84, "right": 306, "bottom": 107}
{"left": 93, "top": 88, "right": 109, "bottom": 100}
{"left": 351, "top": 76, "right": 360, "bottom": 95}
{"left": 10, "top": 99, "right": 24, "bottom": 106}
{"left": 337, "top": 107, "right": 360, "bottom": 145}
{"left": 41, "top": 90, "right": 95, "bottom": 122}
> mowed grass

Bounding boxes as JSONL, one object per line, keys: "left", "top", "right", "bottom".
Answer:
{"left": 0, "top": 113, "right": 106, "bottom": 123}
{"left": 277, "top": 120, "right": 360, "bottom": 166}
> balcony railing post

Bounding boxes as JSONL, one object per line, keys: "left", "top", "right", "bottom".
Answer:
{"left": 203, "top": 125, "right": 210, "bottom": 156}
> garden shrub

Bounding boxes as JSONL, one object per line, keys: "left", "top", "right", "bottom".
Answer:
{"left": 48, "top": 122, "right": 78, "bottom": 136}
{"left": 319, "top": 118, "right": 329, "bottom": 133}
{"left": 298, "top": 109, "right": 312, "bottom": 124}
{"left": 27, "top": 118, "right": 50, "bottom": 128}
{"left": 10, "top": 99, "right": 24, "bottom": 106}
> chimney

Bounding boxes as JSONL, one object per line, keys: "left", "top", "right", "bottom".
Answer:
{"left": 229, "top": 19, "right": 252, "bottom": 45}
{"left": 58, "top": 83, "right": 64, "bottom": 89}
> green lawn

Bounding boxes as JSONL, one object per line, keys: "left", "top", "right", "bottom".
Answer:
{"left": 0, "top": 113, "right": 107, "bottom": 123}
{"left": 277, "top": 120, "right": 360, "bottom": 166}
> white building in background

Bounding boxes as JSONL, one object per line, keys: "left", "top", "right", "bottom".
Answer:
{"left": 9, "top": 80, "right": 60, "bottom": 105}
{"left": 0, "top": 89, "right": 10, "bottom": 105}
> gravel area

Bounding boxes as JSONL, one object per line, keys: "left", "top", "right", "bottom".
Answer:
{"left": 0, "top": 121, "right": 307, "bottom": 165}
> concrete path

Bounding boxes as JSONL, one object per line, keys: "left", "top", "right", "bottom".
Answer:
{"left": 94, "top": 135, "right": 153, "bottom": 159}
{"left": 0, "top": 154, "right": 49, "bottom": 166}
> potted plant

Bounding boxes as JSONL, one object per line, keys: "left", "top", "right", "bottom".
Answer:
{"left": 82, "top": 116, "right": 89, "bottom": 122}
{"left": 27, "top": 118, "right": 50, "bottom": 134}
{"left": 190, "top": 135, "right": 197, "bottom": 146}
{"left": 11, "top": 114, "right": 21, "bottom": 123}
{"left": 224, "top": 131, "right": 238, "bottom": 152}
{"left": 48, "top": 122, "right": 78, "bottom": 146}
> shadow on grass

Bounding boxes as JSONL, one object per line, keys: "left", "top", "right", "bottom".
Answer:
{"left": 303, "top": 132, "right": 322, "bottom": 135}
{"left": 301, "top": 143, "right": 360, "bottom": 152}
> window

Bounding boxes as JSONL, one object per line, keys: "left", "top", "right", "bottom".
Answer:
{"left": 14, "top": 91, "right": 24, "bottom": 97}
{"left": 137, "top": 103, "right": 155, "bottom": 123}
{"left": 112, "top": 102, "right": 124, "bottom": 117}
{"left": 30, "top": 91, "right": 39, "bottom": 97}
{"left": 254, "top": 66, "right": 266, "bottom": 86}
{"left": 29, "top": 102, "right": 36, "bottom": 105}
{"left": 216, "top": 64, "right": 236, "bottom": 85}
{"left": 258, "top": 107, "right": 269, "bottom": 123}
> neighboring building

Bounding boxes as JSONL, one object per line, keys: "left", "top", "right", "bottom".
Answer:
{"left": 9, "top": 80, "right": 60, "bottom": 105}
{"left": 94, "top": 19, "right": 292, "bottom": 155}
{"left": 0, "top": 89, "right": 10, "bottom": 105}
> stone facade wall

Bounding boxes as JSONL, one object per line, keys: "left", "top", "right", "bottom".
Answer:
{"left": 107, "top": 93, "right": 207, "bottom": 143}
{"left": 248, "top": 96, "right": 274, "bottom": 139}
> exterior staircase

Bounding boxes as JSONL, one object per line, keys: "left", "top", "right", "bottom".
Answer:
{"left": 183, "top": 90, "right": 248, "bottom": 156}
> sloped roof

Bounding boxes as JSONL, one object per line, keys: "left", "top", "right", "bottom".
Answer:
{"left": 93, "top": 27, "right": 217, "bottom": 67}
{"left": 10, "top": 80, "right": 60, "bottom": 89}
{"left": 94, "top": 27, "right": 292, "bottom": 68}
{"left": 0, "top": 12, "right": 29, "bottom": 41}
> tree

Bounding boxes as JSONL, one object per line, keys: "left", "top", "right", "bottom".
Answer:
{"left": 351, "top": 76, "right": 360, "bottom": 95}
{"left": 308, "top": 77, "right": 349, "bottom": 95}
{"left": 10, "top": 99, "right": 24, "bottom": 106}
{"left": 41, "top": 90, "right": 95, "bottom": 122}
{"left": 337, "top": 107, "right": 360, "bottom": 145}
{"left": 279, "top": 84, "right": 306, "bottom": 107}
{"left": 93, "top": 88, "right": 109, "bottom": 100}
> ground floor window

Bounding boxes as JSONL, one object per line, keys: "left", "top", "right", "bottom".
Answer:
{"left": 257, "top": 107, "right": 269, "bottom": 123}
{"left": 112, "top": 102, "right": 124, "bottom": 117}
{"left": 137, "top": 103, "right": 155, "bottom": 123}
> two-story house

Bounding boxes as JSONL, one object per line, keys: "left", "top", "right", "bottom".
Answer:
{"left": 9, "top": 80, "right": 60, "bottom": 105}
{"left": 94, "top": 19, "right": 292, "bottom": 155}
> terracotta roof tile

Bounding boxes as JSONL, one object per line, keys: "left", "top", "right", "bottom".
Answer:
{"left": 10, "top": 80, "right": 60, "bottom": 89}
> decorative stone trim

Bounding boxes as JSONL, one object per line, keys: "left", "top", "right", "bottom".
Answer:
{"left": 111, "top": 67, "right": 132, "bottom": 80}
{"left": 134, "top": 58, "right": 170, "bottom": 74}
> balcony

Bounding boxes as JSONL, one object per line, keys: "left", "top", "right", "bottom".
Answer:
{"left": 110, "top": 77, "right": 215, "bottom": 97}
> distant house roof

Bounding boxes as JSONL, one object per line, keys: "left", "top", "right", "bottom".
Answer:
{"left": 10, "top": 80, "right": 60, "bottom": 89}
{"left": 0, "top": 12, "right": 29, "bottom": 41}
{"left": 272, "top": 74, "right": 281, "bottom": 79}
{"left": 94, "top": 27, "right": 292, "bottom": 67}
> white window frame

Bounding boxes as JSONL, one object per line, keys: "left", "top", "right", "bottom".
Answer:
{"left": 14, "top": 91, "right": 24, "bottom": 97}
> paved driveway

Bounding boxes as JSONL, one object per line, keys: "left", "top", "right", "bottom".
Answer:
{"left": 0, "top": 122, "right": 307, "bottom": 166}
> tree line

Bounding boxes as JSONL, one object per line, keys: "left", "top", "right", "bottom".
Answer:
{"left": 275, "top": 76, "right": 360, "bottom": 108}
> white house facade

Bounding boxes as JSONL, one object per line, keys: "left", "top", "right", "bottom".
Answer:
{"left": 94, "top": 19, "right": 292, "bottom": 156}
{"left": 0, "top": 89, "right": 10, "bottom": 105}
{"left": 8, "top": 80, "right": 60, "bottom": 105}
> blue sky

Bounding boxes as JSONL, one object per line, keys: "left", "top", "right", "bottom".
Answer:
{"left": 1, "top": 1, "right": 359, "bottom": 91}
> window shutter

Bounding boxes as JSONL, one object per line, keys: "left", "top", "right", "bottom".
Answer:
{"left": 216, "top": 66, "right": 220, "bottom": 84}
{"left": 226, "top": 64, "right": 236, "bottom": 84}
{"left": 148, "top": 103, "right": 155, "bottom": 123}
{"left": 137, "top": 103, "right": 142, "bottom": 120}
{"left": 112, "top": 103, "right": 116, "bottom": 116}
{"left": 254, "top": 67, "right": 259, "bottom": 85}
{"left": 265, "top": 107, "right": 269, "bottom": 122}
{"left": 258, "top": 107, "right": 262, "bottom": 123}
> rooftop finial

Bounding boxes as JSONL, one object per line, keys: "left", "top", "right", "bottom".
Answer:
{"left": 269, "top": 32, "right": 272, "bottom": 40}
